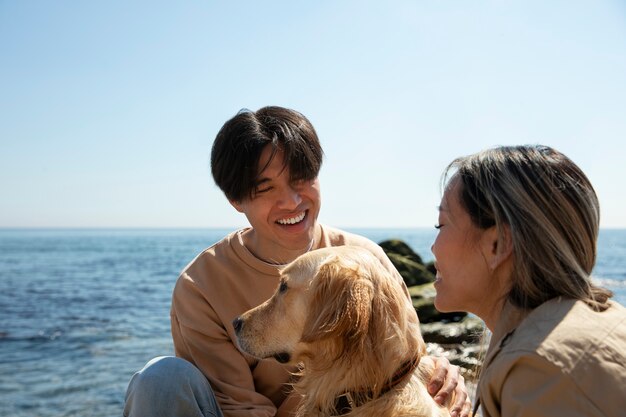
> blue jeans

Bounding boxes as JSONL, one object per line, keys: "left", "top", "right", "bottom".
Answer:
{"left": 124, "top": 356, "right": 224, "bottom": 417}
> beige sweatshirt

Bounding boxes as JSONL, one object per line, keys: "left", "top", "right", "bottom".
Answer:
{"left": 170, "top": 224, "right": 403, "bottom": 417}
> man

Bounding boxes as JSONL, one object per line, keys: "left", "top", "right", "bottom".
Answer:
{"left": 124, "top": 106, "right": 470, "bottom": 417}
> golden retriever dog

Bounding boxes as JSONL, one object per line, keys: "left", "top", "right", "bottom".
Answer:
{"left": 233, "top": 246, "right": 451, "bottom": 417}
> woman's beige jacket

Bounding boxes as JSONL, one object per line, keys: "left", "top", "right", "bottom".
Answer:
{"left": 476, "top": 297, "right": 626, "bottom": 417}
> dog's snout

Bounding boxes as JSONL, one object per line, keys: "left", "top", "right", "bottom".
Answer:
{"left": 232, "top": 316, "right": 244, "bottom": 333}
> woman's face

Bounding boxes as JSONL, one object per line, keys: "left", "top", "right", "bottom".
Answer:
{"left": 431, "top": 178, "right": 507, "bottom": 325}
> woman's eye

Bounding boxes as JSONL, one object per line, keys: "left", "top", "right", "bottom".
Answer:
{"left": 279, "top": 281, "right": 288, "bottom": 293}
{"left": 434, "top": 224, "right": 443, "bottom": 229}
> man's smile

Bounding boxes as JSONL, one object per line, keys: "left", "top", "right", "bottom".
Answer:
{"left": 276, "top": 211, "right": 306, "bottom": 225}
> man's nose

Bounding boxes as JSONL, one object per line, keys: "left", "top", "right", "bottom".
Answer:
{"left": 278, "top": 185, "right": 302, "bottom": 208}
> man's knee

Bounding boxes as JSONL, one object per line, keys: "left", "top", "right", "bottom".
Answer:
{"left": 125, "top": 356, "right": 215, "bottom": 416}
{"left": 136, "top": 356, "right": 205, "bottom": 385}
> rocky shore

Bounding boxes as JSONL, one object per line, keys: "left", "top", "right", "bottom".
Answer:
{"left": 379, "top": 239, "right": 485, "bottom": 381}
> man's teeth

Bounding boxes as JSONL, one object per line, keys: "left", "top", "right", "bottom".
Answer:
{"left": 277, "top": 212, "right": 306, "bottom": 225}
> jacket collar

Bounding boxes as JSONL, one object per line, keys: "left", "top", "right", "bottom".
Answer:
{"left": 482, "top": 301, "right": 530, "bottom": 370}
{"left": 472, "top": 301, "right": 530, "bottom": 417}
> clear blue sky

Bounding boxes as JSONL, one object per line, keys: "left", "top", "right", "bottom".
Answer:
{"left": 1, "top": 1, "right": 625, "bottom": 228}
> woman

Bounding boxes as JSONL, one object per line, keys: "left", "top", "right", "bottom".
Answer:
{"left": 431, "top": 145, "right": 626, "bottom": 416}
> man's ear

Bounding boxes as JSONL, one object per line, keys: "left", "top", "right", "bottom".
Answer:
{"left": 481, "top": 225, "right": 513, "bottom": 271}
{"left": 229, "top": 200, "right": 244, "bottom": 213}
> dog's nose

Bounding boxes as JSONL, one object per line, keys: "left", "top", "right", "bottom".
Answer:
{"left": 232, "top": 317, "right": 243, "bottom": 333}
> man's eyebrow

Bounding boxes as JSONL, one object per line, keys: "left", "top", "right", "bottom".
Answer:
{"left": 254, "top": 177, "right": 271, "bottom": 186}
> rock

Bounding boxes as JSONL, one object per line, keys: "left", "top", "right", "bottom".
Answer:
{"left": 408, "top": 282, "right": 437, "bottom": 299}
{"left": 387, "top": 252, "right": 435, "bottom": 287}
{"left": 421, "top": 317, "right": 485, "bottom": 381}
{"left": 379, "top": 239, "right": 435, "bottom": 287}
{"left": 413, "top": 297, "right": 466, "bottom": 324}
{"left": 425, "top": 341, "right": 484, "bottom": 381}
{"left": 420, "top": 316, "right": 484, "bottom": 345}
{"left": 409, "top": 282, "right": 467, "bottom": 323}
{"left": 379, "top": 239, "right": 424, "bottom": 265}
{"left": 424, "top": 261, "right": 437, "bottom": 276}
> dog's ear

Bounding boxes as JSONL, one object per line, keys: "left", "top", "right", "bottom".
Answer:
{"left": 301, "top": 256, "right": 373, "bottom": 346}
{"left": 368, "top": 266, "right": 428, "bottom": 360}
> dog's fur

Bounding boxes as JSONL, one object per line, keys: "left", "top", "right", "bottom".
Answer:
{"left": 234, "top": 246, "right": 451, "bottom": 417}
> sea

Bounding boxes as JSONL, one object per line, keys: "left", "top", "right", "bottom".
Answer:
{"left": 1, "top": 228, "right": 625, "bottom": 417}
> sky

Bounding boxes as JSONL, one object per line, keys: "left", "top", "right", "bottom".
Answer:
{"left": 1, "top": 1, "right": 625, "bottom": 229}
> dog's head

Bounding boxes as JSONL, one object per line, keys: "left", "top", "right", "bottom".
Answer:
{"left": 233, "top": 246, "right": 424, "bottom": 369}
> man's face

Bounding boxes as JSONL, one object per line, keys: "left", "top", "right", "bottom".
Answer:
{"left": 231, "top": 146, "right": 321, "bottom": 264}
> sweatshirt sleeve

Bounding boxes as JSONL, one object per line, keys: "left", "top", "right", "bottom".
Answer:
{"left": 170, "top": 272, "right": 281, "bottom": 417}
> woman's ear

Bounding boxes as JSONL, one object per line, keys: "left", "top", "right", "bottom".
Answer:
{"left": 481, "top": 225, "right": 513, "bottom": 271}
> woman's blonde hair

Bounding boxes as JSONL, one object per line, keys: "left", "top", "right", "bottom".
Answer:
{"left": 443, "top": 145, "right": 612, "bottom": 311}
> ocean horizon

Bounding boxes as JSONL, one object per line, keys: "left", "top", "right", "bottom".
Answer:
{"left": 1, "top": 227, "right": 625, "bottom": 416}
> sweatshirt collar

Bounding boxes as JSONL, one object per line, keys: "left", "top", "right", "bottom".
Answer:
{"left": 230, "top": 227, "right": 323, "bottom": 276}
{"left": 230, "top": 228, "right": 283, "bottom": 276}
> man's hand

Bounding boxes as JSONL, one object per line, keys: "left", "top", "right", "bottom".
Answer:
{"left": 424, "top": 356, "right": 472, "bottom": 417}
{"left": 276, "top": 390, "right": 303, "bottom": 417}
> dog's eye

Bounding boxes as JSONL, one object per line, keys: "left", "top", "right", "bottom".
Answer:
{"left": 279, "top": 281, "right": 288, "bottom": 293}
